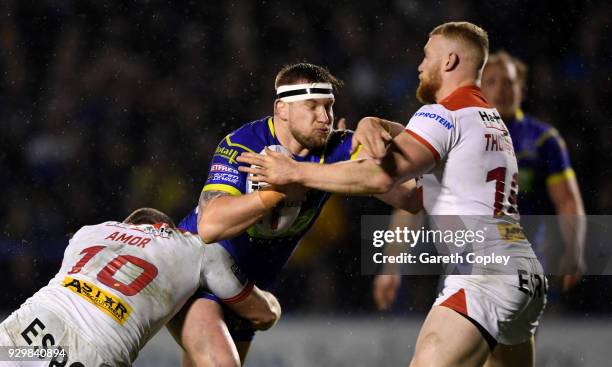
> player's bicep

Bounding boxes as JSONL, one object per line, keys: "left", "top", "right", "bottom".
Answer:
{"left": 199, "top": 245, "right": 280, "bottom": 329}
{"left": 404, "top": 105, "right": 454, "bottom": 160}
{"left": 200, "top": 243, "right": 251, "bottom": 302}
{"left": 538, "top": 129, "right": 571, "bottom": 175}
{"left": 197, "top": 190, "right": 230, "bottom": 220}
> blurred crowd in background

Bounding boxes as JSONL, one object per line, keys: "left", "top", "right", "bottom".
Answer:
{"left": 1, "top": 1, "right": 611, "bottom": 316}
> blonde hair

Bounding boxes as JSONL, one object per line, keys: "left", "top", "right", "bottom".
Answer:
{"left": 486, "top": 50, "right": 528, "bottom": 88}
{"left": 430, "top": 22, "right": 489, "bottom": 71}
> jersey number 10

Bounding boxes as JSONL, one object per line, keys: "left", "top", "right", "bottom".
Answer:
{"left": 67, "top": 246, "right": 158, "bottom": 296}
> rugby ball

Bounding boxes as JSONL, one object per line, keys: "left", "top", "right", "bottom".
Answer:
{"left": 246, "top": 145, "right": 302, "bottom": 236}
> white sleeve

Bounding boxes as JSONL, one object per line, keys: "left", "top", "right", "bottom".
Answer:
{"left": 405, "top": 104, "right": 455, "bottom": 161}
{"left": 200, "top": 243, "right": 253, "bottom": 303}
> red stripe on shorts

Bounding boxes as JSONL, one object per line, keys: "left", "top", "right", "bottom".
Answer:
{"left": 440, "top": 288, "right": 468, "bottom": 315}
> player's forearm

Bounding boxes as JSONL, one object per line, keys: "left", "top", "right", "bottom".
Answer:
{"left": 550, "top": 179, "right": 586, "bottom": 263}
{"left": 198, "top": 192, "right": 283, "bottom": 243}
{"left": 294, "top": 159, "right": 395, "bottom": 195}
{"left": 380, "top": 119, "right": 406, "bottom": 138}
{"left": 227, "top": 287, "right": 281, "bottom": 331}
{"left": 375, "top": 179, "right": 422, "bottom": 213}
{"left": 251, "top": 291, "right": 281, "bottom": 330}
{"left": 556, "top": 196, "right": 586, "bottom": 260}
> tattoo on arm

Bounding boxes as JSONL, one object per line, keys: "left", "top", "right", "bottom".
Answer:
{"left": 197, "top": 190, "right": 229, "bottom": 222}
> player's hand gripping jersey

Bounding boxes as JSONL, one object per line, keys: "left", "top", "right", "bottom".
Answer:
{"left": 408, "top": 85, "right": 545, "bottom": 345}
{"left": 180, "top": 116, "right": 356, "bottom": 288}
{"left": 0, "top": 222, "right": 248, "bottom": 365}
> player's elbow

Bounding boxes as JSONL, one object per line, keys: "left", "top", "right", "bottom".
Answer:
{"left": 198, "top": 217, "right": 223, "bottom": 244}
{"left": 251, "top": 295, "right": 281, "bottom": 331}
{"left": 251, "top": 311, "right": 278, "bottom": 331}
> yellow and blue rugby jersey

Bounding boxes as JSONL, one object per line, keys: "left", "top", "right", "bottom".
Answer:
{"left": 508, "top": 110, "right": 575, "bottom": 215}
{"left": 508, "top": 111, "right": 576, "bottom": 256}
{"left": 179, "top": 116, "right": 355, "bottom": 288}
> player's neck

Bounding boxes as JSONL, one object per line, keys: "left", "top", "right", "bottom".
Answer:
{"left": 435, "top": 78, "right": 478, "bottom": 103}
{"left": 273, "top": 117, "right": 311, "bottom": 157}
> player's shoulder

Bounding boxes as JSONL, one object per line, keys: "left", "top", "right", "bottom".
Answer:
{"left": 322, "top": 129, "right": 354, "bottom": 162}
{"left": 327, "top": 129, "right": 354, "bottom": 145}
{"left": 223, "top": 116, "right": 274, "bottom": 152}
{"left": 520, "top": 113, "right": 563, "bottom": 144}
{"left": 410, "top": 104, "right": 455, "bottom": 130}
{"left": 69, "top": 221, "right": 119, "bottom": 241}
{"left": 521, "top": 113, "right": 553, "bottom": 132}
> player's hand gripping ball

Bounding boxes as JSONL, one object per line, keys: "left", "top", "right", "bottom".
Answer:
{"left": 246, "top": 145, "right": 302, "bottom": 236}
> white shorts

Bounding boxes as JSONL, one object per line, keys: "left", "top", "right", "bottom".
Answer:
{"left": 433, "top": 258, "right": 547, "bottom": 346}
{"left": 0, "top": 303, "right": 111, "bottom": 367}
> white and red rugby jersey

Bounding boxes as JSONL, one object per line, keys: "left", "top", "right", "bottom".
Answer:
{"left": 22, "top": 222, "right": 225, "bottom": 363}
{"left": 407, "top": 85, "right": 519, "bottom": 217}
{"left": 406, "top": 85, "right": 535, "bottom": 257}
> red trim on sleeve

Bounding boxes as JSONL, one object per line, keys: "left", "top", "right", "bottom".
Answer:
{"left": 222, "top": 281, "right": 255, "bottom": 304}
{"left": 405, "top": 129, "right": 440, "bottom": 162}
{"left": 439, "top": 85, "right": 491, "bottom": 111}
{"left": 440, "top": 288, "right": 468, "bottom": 315}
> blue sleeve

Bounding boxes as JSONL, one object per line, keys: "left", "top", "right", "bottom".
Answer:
{"left": 537, "top": 127, "right": 574, "bottom": 185}
{"left": 202, "top": 133, "right": 258, "bottom": 196}
{"left": 177, "top": 208, "right": 198, "bottom": 233}
{"left": 327, "top": 130, "right": 356, "bottom": 163}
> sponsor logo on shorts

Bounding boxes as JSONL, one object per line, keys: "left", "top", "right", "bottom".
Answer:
{"left": 208, "top": 173, "right": 240, "bottom": 185}
{"left": 210, "top": 164, "right": 239, "bottom": 175}
{"left": 413, "top": 111, "right": 454, "bottom": 129}
{"left": 62, "top": 276, "right": 132, "bottom": 325}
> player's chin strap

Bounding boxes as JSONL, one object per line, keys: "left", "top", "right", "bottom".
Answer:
{"left": 276, "top": 82, "right": 334, "bottom": 102}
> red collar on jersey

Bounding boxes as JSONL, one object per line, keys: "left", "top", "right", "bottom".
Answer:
{"left": 438, "top": 85, "right": 491, "bottom": 111}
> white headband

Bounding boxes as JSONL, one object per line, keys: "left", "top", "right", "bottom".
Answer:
{"left": 276, "top": 82, "right": 334, "bottom": 102}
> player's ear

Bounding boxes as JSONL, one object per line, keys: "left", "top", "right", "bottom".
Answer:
{"left": 444, "top": 52, "right": 459, "bottom": 72}
{"left": 274, "top": 99, "right": 289, "bottom": 121}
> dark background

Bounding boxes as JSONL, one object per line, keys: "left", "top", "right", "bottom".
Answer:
{"left": 1, "top": 0, "right": 611, "bottom": 317}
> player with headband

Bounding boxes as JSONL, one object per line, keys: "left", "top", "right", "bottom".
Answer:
{"left": 238, "top": 23, "right": 548, "bottom": 367}
{"left": 173, "top": 62, "right": 417, "bottom": 365}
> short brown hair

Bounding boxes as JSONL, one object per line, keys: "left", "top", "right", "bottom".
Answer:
{"left": 430, "top": 21, "right": 489, "bottom": 71}
{"left": 275, "top": 63, "right": 343, "bottom": 92}
{"left": 124, "top": 207, "right": 176, "bottom": 228}
{"left": 486, "top": 50, "right": 528, "bottom": 88}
